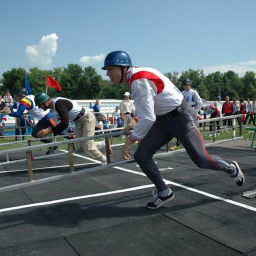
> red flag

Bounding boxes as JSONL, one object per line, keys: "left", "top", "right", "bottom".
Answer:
{"left": 47, "top": 75, "right": 62, "bottom": 91}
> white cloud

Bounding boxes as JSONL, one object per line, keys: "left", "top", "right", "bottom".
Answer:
{"left": 80, "top": 53, "right": 105, "bottom": 65}
{"left": 25, "top": 33, "right": 58, "bottom": 69}
{"left": 202, "top": 59, "right": 256, "bottom": 76}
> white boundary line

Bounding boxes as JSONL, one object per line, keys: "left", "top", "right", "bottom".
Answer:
{"left": 0, "top": 184, "right": 155, "bottom": 213}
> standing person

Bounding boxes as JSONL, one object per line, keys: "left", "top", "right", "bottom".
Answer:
{"left": 8, "top": 102, "right": 26, "bottom": 141}
{"left": 214, "top": 95, "right": 222, "bottom": 131}
{"left": 0, "top": 112, "right": 5, "bottom": 137}
{"left": 239, "top": 98, "right": 246, "bottom": 124}
{"left": 171, "top": 79, "right": 202, "bottom": 150}
{"left": 244, "top": 98, "right": 255, "bottom": 126}
{"left": 93, "top": 99, "right": 101, "bottom": 118}
{"left": 34, "top": 92, "right": 112, "bottom": 164}
{"left": 102, "top": 50, "right": 244, "bottom": 209}
{"left": 232, "top": 99, "right": 240, "bottom": 125}
{"left": 0, "top": 95, "right": 5, "bottom": 111}
{"left": 252, "top": 99, "right": 256, "bottom": 123}
{"left": 112, "top": 106, "right": 122, "bottom": 128}
{"left": 201, "top": 104, "right": 220, "bottom": 135}
{"left": 3, "top": 88, "right": 63, "bottom": 154}
{"left": 214, "top": 96, "right": 222, "bottom": 117}
{"left": 222, "top": 96, "right": 233, "bottom": 127}
{"left": 3, "top": 90, "right": 13, "bottom": 108}
{"left": 120, "top": 92, "right": 135, "bottom": 139}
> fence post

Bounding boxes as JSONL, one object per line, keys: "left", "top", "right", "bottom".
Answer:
{"left": 105, "top": 137, "right": 111, "bottom": 164}
{"left": 232, "top": 118, "right": 236, "bottom": 138}
{"left": 68, "top": 143, "right": 75, "bottom": 173}
{"left": 213, "top": 121, "right": 216, "bottom": 142}
{"left": 26, "top": 151, "right": 34, "bottom": 182}
{"left": 239, "top": 116, "right": 243, "bottom": 137}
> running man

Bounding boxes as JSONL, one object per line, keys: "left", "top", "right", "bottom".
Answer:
{"left": 102, "top": 50, "right": 245, "bottom": 210}
{"left": 34, "top": 92, "right": 112, "bottom": 165}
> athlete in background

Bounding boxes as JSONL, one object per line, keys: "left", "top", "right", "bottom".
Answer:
{"left": 102, "top": 50, "right": 245, "bottom": 210}
{"left": 171, "top": 79, "right": 202, "bottom": 150}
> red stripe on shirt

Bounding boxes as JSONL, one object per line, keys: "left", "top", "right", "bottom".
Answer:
{"left": 128, "top": 71, "right": 165, "bottom": 94}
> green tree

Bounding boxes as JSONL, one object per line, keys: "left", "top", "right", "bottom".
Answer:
{"left": 60, "top": 64, "right": 83, "bottom": 98}
{"left": 222, "top": 71, "right": 242, "bottom": 100}
{"left": 164, "top": 71, "right": 180, "bottom": 86}
{"left": 204, "top": 71, "right": 223, "bottom": 100}
{"left": 2, "top": 68, "right": 26, "bottom": 95}
{"left": 78, "top": 66, "right": 103, "bottom": 99}
{"left": 241, "top": 71, "right": 256, "bottom": 99}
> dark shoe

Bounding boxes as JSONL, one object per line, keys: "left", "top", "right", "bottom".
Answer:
{"left": 231, "top": 161, "right": 245, "bottom": 186}
{"left": 147, "top": 192, "right": 175, "bottom": 210}
{"left": 46, "top": 146, "right": 58, "bottom": 155}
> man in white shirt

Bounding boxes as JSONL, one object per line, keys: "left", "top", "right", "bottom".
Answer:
{"left": 102, "top": 50, "right": 245, "bottom": 210}
{"left": 182, "top": 79, "right": 202, "bottom": 112}
{"left": 120, "top": 92, "right": 135, "bottom": 127}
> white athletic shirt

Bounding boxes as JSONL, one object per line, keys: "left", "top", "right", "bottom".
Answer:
{"left": 52, "top": 97, "right": 84, "bottom": 121}
{"left": 127, "top": 67, "right": 183, "bottom": 141}
{"left": 181, "top": 89, "right": 202, "bottom": 113}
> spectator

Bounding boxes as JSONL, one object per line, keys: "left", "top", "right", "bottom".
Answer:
{"left": 222, "top": 96, "right": 233, "bottom": 127}
{"left": 0, "top": 95, "right": 5, "bottom": 111}
{"left": 201, "top": 104, "right": 220, "bottom": 135}
{"left": 232, "top": 99, "right": 241, "bottom": 125}
{"left": 93, "top": 99, "right": 101, "bottom": 118}
{"left": 252, "top": 99, "right": 256, "bottom": 123}
{"left": 244, "top": 98, "right": 255, "bottom": 126}
{"left": 112, "top": 106, "right": 122, "bottom": 127}
{"left": 93, "top": 99, "right": 100, "bottom": 111}
{"left": 120, "top": 92, "right": 135, "bottom": 128}
{"left": 239, "top": 98, "right": 246, "bottom": 124}
{"left": 0, "top": 112, "right": 5, "bottom": 137}
{"left": 214, "top": 96, "right": 222, "bottom": 117}
{"left": 3, "top": 90, "right": 13, "bottom": 108}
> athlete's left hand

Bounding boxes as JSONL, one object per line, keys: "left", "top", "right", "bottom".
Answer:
{"left": 122, "top": 138, "right": 133, "bottom": 159}
{"left": 37, "top": 129, "right": 51, "bottom": 138}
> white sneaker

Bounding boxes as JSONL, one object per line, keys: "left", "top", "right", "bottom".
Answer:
{"left": 230, "top": 161, "right": 245, "bottom": 186}
{"left": 97, "top": 140, "right": 105, "bottom": 148}
{"left": 101, "top": 155, "right": 107, "bottom": 165}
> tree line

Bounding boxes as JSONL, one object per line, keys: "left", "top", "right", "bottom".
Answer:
{"left": 1, "top": 64, "right": 256, "bottom": 101}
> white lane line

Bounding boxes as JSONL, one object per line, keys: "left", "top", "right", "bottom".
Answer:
{"left": 0, "top": 184, "right": 155, "bottom": 213}
{"left": 114, "top": 166, "right": 256, "bottom": 213}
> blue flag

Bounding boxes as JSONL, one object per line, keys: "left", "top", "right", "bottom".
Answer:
{"left": 25, "top": 75, "right": 32, "bottom": 95}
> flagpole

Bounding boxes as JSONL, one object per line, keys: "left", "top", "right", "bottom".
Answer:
{"left": 46, "top": 81, "right": 48, "bottom": 94}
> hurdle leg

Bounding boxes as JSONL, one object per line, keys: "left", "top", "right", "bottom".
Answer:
{"left": 68, "top": 143, "right": 75, "bottom": 173}
{"left": 26, "top": 151, "right": 34, "bottom": 182}
{"left": 105, "top": 137, "right": 111, "bottom": 164}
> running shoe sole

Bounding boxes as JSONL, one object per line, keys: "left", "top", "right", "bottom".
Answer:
{"left": 231, "top": 161, "right": 245, "bottom": 186}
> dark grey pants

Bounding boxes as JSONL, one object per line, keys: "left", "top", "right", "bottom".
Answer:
{"left": 134, "top": 105, "right": 234, "bottom": 192}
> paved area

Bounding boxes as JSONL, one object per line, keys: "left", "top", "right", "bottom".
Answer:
{"left": 0, "top": 139, "right": 255, "bottom": 256}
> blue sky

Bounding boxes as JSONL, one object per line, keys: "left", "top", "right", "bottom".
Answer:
{"left": 1, "top": 0, "right": 256, "bottom": 80}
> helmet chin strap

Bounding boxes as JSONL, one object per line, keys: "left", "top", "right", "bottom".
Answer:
{"left": 119, "top": 66, "right": 124, "bottom": 83}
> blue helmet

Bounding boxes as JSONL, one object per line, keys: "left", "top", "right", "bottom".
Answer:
{"left": 102, "top": 51, "right": 132, "bottom": 70}
{"left": 216, "top": 96, "right": 221, "bottom": 100}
